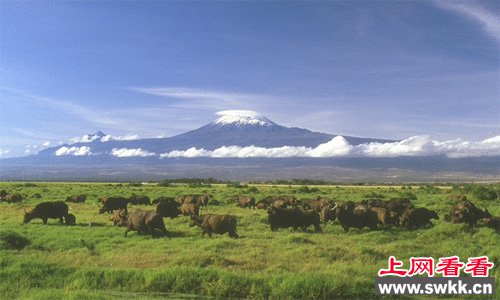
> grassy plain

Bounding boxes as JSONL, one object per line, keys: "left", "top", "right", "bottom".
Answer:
{"left": 0, "top": 182, "right": 498, "bottom": 299}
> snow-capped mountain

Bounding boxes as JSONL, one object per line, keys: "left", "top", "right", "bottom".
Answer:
{"left": 213, "top": 110, "right": 276, "bottom": 127}
{"left": 30, "top": 111, "right": 394, "bottom": 159}
{"left": 1, "top": 110, "right": 498, "bottom": 181}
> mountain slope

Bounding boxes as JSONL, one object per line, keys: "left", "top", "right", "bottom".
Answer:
{"left": 35, "top": 111, "right": 394, "bottom": 158}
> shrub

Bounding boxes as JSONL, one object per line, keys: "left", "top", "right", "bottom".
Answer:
{"left": 0, "top": 231, "right": 31, "bottom": 250}
{"left": 398, "top": 191, "right": 417, "bottom": 201}
{"left": 296, "top": 186, "right": 320, "bottom": 193}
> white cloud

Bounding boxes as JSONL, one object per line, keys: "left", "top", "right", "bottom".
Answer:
{"left": 42, "top": 141, "right": 51, "bottom": 147}
{"left": 70, "top": 133, "right": 102, "bottom": 143}
{"left": 100, "top": 134, "right": 139, "bottom": 142}
{"left": 160, "top": 135, "right": 500, "bottom": 158}
{"left": 110, "top": 148, "right": 156, "bottom": 158}
{"left": 55, "top": 146, "right": 91, "bottom": 156}
{"left": 0, "top": 149, "right": 10, "bottom": 156}
{"left": 434, "top": 1, "right": 500, "bottom": 43}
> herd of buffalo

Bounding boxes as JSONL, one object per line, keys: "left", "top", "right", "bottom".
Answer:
{"left": 1, "top": 190, "right": 499, "bottom": 238}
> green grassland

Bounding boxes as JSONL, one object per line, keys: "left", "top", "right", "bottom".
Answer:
{"left": 0, "top": 182, "right": 498, "bottom": 299}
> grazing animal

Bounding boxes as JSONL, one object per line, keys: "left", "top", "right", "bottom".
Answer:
{"left": 124, "top": 210, "right": 168, "bottom": 237}
{"left": 177, "top": 194, "right": 212, "bottom": 206}
{"left": 65, "top": 213, "right": 76, "bottom": 226}
{"left": 256, "top": 201, "right": 269, "bottom": 209}
{"left": 189, "top": 214, "right": 238, "bottom": 238}
{"left": 1, "top": 193, "right": 23, "bottom": 203}
{"left": 65, "top": 194, "right": 86, "bottom": 203}
{"left": 23, "top": 201, "right": 68, "bottom": 224}
{"left": 447, "top": 199, "right": 491, "bottom": 228}
{"left": 320, "top": 205, "right": 336, "bottom": 224}
{"left": 482, "top": 216, "right": 500, "bottom": 231}
{"left": 400, "top": 207, "right": 439, "bottom": 229}
{"left": 155, "top": 198, "right": 181, "bottom": 218}
{"left": 180, "top": 203, "right": 200, "bottom": 216}
{"left": 332, "top": 202, "right": 378, "bottom": 232}
{"left": 310, "top": 198, "right": 332, "bottom": 213}
{"left": 267, "top": 207, "right": 322, "bottom": 233}
{"left": 128, "top": 194, "right": 151, "bottom": 205}
{"left": 196, "top": 194, "right": 212, "bottom": 207}
{"left": 385, "top": 198, "right": 414, "bottom": 225}
{"left": 110, "top": 209, "right": 128, "bottom": 226}
{"left": 237, "top": 195, "right": 256, "bottom": 209}
{"left": 99, "top": 197, "right": 128, "bottom": 214}
{"left": 370, "top": 207, "right": 394, "bottom": 226}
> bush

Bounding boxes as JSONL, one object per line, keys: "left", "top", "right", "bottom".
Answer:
{"left": 296, "top": 186, "right": 320, "bottom": 193}
{"left": 469, "top": 185, "right": 498, "bottom": 201}
{"left": 398, "top": 191, "right": 417, "bottom": 201}
{"left": 0, "top": 231, "right": 31, "bottom": 250}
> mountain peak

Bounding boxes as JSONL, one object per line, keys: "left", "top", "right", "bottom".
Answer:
{"left": 213, "top": 110, "right": 275, "bottom": 127}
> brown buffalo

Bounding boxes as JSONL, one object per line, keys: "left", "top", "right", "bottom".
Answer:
{"left": 128, "top": 194, "right": 151, "bottom": 205}
{"left": 23, "top": 201, "right": 68, "bottom": 224}
{"left": 110, "top": 209, "right": 128, "bottom": 226}
{"left": 267, "top": 207, "right": 322, "bottom": 233}
{"left": 482, "top": 216, "right": 500, "bottom": 231}
{"left": 66, "top": 194, "right": 86, "bottom": 203}
{"left": 400, "top": 207, "right": 439, "bottom": 229}
{"left": 1, "top": 193, "right": 23, "bottom": 203}
{"left": 320, "top": 205, "right": 336, "bottom": 224}
{"left": 189, "top": 214, "right": 238, "bottom": 238}
{"left": 99, "top": 197, "right": 128, "bottom": 214}
{"left": 332, "top": 201, "right": 378, "bottom": 232}
{"left": 370, "top": 207, "right": 394, "bottom": 226}
{"left": 124, "top": 210, "right": 168, "bottom": 237}
{"left": 180, "top": 203, "right": 200, "bottom": 216}
{"left": 155, "top": 198, "right": 181, "bottom": 218}
{"left": 237, "top": 195, "right": 256, "bottom": 209}
{"left": 386, "top": 198, "right": 414, "bottom": 225}
{"left": 446, "top": 199, "right": 491, "bottom": 228}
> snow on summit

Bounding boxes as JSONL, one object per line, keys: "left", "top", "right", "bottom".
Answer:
{"left": 213, "top": 110, "right": 275, "bottom": 127}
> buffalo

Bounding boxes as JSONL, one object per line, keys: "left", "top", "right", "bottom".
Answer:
{"left": 482, "top": 216, "right": 500, "bottom": 231}
{"left": 196, "top": 194, "right": 212, "bottom": 207}
{"left": 332, "top": 202, "right": 377, "bottom": 232}
{"left": 180, "top": 203, "right": 200, "bottom": 216}
{"left": 66, "top": 194, "right": 86, "bottom": 203}
{"left": 400, "top": 207, "right": 439, "bottom": 230}
{"left": 65, "top": 213, "right": 76, "bottom": 226}
{"left": 99, "top": 197, "right": 128, "bottom": 214}
{"left": 267, "top": 207, "right": 322, "bottom": 233}
{"left": 155, "top": 198, "right": 181, "bottom": 218}
{"left": 320, "top": 205, "right": 336, "bottom": 224}
{"left": 1, "top": 193, "right": 23, "bottom": 203}
{"left": 124, "top": 210, "right": 168, "bottom": 237}
{"left": 110, "top": 209, "right": 128, "bottom": 226}
{"left": 302, "top": 198, "right": 332, "bottom": 213}
{"left": 237, "top": 195, "right": 256, "bottom": 209}
{"left": 128, "top": 194, "right": 151, "bottom": 205}
{"left": 189, "top": 214, "right": 238, "bottom": 238}
{"left": 385, "top": 198, "right": 414, "bottom": 225}
{"left": 370, "top": 207, "right": 395, "bottom": 226}
{"left": 177, "top": 194, "right": 212, "bottom": 206}
{"left": 446, "top": 199, "right": 491, "bottom": 228}
{"left": 23, "top": 201, "right": 68, "bottom": 224}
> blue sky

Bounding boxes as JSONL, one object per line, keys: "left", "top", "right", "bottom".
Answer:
{"left": 1, "top": 1, "right": 499, "bottom": 157}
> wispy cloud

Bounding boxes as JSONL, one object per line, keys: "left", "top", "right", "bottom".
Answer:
{"left": 1, "top": 87, "right": 120, "bottom": 126}
{"left": 433, "top": 1, "right": 500, "bottom": 43}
